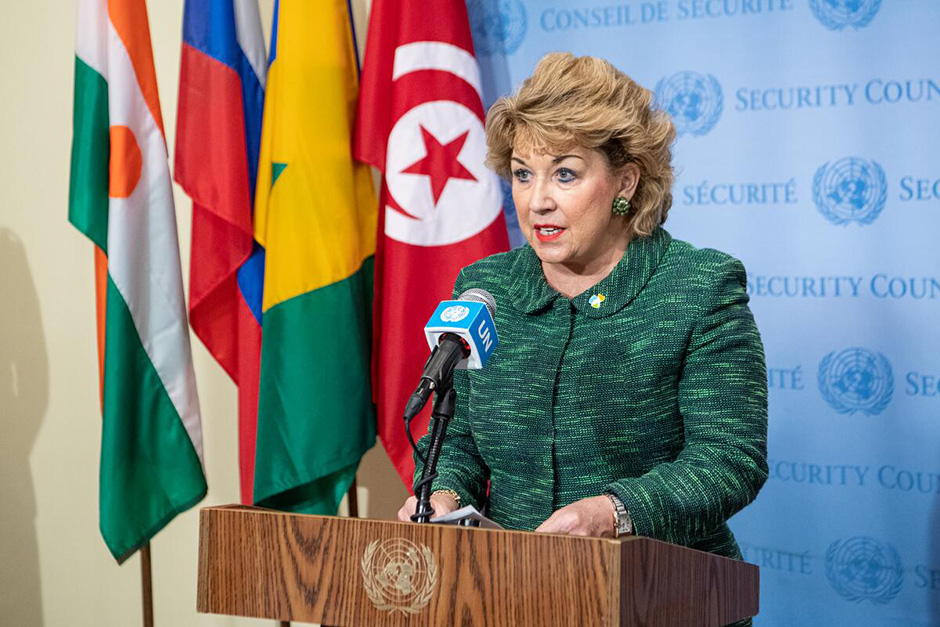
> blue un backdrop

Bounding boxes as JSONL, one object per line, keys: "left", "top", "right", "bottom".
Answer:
{"left": 465, "top": 1, "right": 940, "bottom": 624}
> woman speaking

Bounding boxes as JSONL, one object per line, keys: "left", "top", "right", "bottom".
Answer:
{"left": 398, "top": 52, "right": 768, "bottom": 580}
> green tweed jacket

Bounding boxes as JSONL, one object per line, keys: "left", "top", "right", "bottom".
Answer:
{"left": 415, "top": 227, "right": 768, "bottom": 563}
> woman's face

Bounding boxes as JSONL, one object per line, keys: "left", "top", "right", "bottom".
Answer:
{"left": 511, "top": 144, "right": 638, "bottom": 272}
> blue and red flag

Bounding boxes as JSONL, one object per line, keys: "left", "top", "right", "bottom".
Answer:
{"left": 175, "top": 0, "right": 267, "bottom": 504}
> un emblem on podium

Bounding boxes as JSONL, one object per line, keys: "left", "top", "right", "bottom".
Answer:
{"left": 810, "top": 0, "right": 882, "bottom": 31}
{"left": 361, "top": 538, "right": 438, "bottom": 615}
{"left": 813, "top": 157, "right": 887, "bottom": 226}
{"left": 655, "top": 71, "right": 723, "bottom": 137}
{"left": 468, "top": 0, "right": 527, "bottom": 55}
{"left": 826, "top": 536, "right": 903, "bottom": 604}
{"left": 817, "top": 347, "right": 893, "bottom": 415}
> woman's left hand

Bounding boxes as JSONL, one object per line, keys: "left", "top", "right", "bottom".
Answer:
{"left": 534, "top": 495, "right": 616, "bottom": 537}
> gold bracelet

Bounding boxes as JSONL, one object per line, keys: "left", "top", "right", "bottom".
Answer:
{"left": 431, "top": 489, "right": 462, "bottom": 507}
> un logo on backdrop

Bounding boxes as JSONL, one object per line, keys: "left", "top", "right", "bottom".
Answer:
{"left": 826, "top": 537, "right": 903, "bottom": 604}
{"left": 810, "top": 0, "right": 882, "bottom": 31}
{"left": 818, "top": 347, "right": 893, "bottom": 415}
{"left": 813, "top": 157, "right": 887, "bottom": 225}
{"left": 467, "top": 0, "right": 527, "bottom": 55}
{"left": 655, "top": 72, "right": 723, "bottom": 137}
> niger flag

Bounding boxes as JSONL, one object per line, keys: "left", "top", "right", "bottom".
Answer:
{"left": 68, "top": 0, "right": 206, "bottom": 562}
{"left": 251, "top": 1, "right": 377, "bottom": 513}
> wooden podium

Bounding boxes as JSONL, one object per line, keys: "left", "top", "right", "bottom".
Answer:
{"left": 197, "top": 505, "right": 758, "bottom": 626}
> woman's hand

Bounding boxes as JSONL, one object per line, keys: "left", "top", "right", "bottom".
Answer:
{"left": 397, "top": 492, "right": 460, "bottom": 522}
{"left": 534, "top": 495, "right": 616, "bottom": 537}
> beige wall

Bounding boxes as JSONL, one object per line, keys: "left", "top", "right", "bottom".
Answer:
{"left": 0, "top": 0, "right": 408, "bottom": 625}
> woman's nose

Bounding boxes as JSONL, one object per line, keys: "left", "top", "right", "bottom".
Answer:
{"left": 528, "top": 179, "right": 556, "bottom": 214}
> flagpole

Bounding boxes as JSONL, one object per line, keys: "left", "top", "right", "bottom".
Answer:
{"left": 140, "top": 543, "right": 154, "bottom": 627}
{"left": 347, "top": 476, "right": 359, "bottom": 518}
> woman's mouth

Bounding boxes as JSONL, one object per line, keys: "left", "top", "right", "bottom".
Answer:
{"left": 535, "top": 225, "right": 565, "bottom": 242}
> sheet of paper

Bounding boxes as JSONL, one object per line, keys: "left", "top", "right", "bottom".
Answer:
{"left": 430, "top": 505, "right": 504, "bottom": 529}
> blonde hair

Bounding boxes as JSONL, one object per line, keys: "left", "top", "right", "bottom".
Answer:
{"left": 485, "top": 53, "right": 676, "bottom": 239}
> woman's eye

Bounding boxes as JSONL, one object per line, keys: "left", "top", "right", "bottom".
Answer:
{"left": 512, "top": 168, "right": 531, "bottom": 183}
{"left": 556, "top": 168, "right": 577, "bottom": 182}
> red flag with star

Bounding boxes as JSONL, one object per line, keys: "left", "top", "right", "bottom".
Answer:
{"left": 354, "top": 0, "right": 509, "bottom": 488}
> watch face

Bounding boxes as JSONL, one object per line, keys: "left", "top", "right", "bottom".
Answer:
{"left": 619, "top": 511, "right": 633, "bottom": 535}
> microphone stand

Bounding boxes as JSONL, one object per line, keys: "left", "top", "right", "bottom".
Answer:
{"left": 410, "top": 378, "right": 456, "bottom": 524}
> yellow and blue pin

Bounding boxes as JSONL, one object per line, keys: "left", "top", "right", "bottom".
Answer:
{"left": 589, "top": 293, "right": 606, "bottom": 309}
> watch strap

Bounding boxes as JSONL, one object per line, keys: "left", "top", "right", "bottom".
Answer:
{"left": 605, "top": 492, "right": 634, "bottom": 537}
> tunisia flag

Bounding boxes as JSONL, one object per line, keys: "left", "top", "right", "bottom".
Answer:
{"left": 354, "top": 0, "right": 509, "bottom": 489}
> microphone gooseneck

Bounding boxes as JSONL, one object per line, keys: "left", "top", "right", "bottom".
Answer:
{"left": 403, "top": 335, "right": 468, "bottom": 422}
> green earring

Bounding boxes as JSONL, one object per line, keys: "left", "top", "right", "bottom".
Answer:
{"left": 612, "top": 196, "right": 630, "bottom": 216}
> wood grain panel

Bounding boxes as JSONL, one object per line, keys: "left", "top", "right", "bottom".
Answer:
{"left": 197, "top": 505, "right": 757, "bottom": 626}
{"left": 620, "top": 537, "right": 759, "bottom": 626}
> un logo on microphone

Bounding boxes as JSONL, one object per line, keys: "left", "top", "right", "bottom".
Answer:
{"left": 655, "top": 71, "right": 723, "bottom": 137}
{"left": 826, "top": 536, "right": 903, "bottom": 604}
{"left": 467, "top": 0, "right": 527, "bottom": 55}
{"left": 813, "top": 157, "right": 887, "bottom": 226}
{"left": 440, "top": 305, "right": 470, "bottom": 322}
{"left": 818, "top": 347, "right": 893, "bottom": 415}
{"left": 810, "top": 0, "right": 882, "bottom": 31}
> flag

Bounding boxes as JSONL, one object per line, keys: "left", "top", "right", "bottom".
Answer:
{"left": 251, "top": 0, "right": 377, "bottom": 514}
{"left": 354, "top": 0, "right": 509, "bottom": 488}
{"left": 175, "top": 0, "right": 267, "bottom": 505}
{"left": 69, "top": 0, "right": 206, "bottom": 562}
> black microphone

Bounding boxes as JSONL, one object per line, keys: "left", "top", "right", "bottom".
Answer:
{"left": 403, "top": 288, "right": 498, "bottom": 422}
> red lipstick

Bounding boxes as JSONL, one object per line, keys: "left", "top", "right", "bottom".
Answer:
{"left": 534, "top": 224, "right": 565, "bottom": 242}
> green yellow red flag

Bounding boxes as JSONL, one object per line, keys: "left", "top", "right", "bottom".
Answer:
{"left": 251, "top": 0, "right": 377, "bottom": 513}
